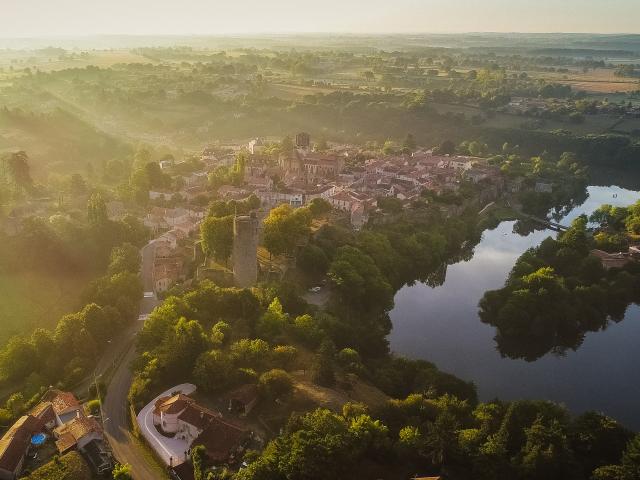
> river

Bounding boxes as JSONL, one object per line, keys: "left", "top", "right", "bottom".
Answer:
{"left": 389, "top": 185, "right": 640, "bottom": 429}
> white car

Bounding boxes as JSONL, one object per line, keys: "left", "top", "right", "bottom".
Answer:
{"left": 309, "top": 286, "right": 321, "bottom": 293}
{"left": 143, "top": 291, "right": 154, "bottom": 298}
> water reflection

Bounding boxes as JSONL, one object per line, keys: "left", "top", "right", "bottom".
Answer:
{"left": 389, "top": 185, "right": 640, "bottom": 429}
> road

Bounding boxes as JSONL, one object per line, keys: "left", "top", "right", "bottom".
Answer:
{"left": 102, "top": 240, "right": 165, "bottom": 480}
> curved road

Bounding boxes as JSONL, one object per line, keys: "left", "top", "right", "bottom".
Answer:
{"left": 103, "top": 241, "right": 165, "bottom": 479}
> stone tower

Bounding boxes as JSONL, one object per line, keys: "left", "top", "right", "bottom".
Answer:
{"left": 232, "top": 214, "right": 259, "bottom": 288}
{"left": 295, "top": 132, "right": 310, "bottom": 150}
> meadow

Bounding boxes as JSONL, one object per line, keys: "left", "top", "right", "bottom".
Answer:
{"left": 0, "top": 270, "right": 92, "bottom": 346}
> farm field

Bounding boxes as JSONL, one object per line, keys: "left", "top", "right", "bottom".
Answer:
{"left": 0, "top": 49, "right": 152, "bottom": 72}
{"left": 613, "top": 117, "right": 640, "bottom": 134}
{"left": 529, "top": 68, "right": 640, "bottom": 93}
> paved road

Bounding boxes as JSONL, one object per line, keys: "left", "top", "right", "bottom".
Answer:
{"left": 103, "top": 241, "right": 165, "bottom": 480}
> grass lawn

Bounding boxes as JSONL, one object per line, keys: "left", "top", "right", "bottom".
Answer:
{"left": 23, "top": 451, "right": 92, "bottom": 480}
{"left": 0, "top": 270, "right": 92, "bottom": 346}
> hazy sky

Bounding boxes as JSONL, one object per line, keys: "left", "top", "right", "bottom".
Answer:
{"left": 0, "top": 0, "right": 638, "bottom": 37}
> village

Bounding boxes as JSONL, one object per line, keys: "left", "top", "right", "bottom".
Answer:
{"left": 0, "top": 133, "right": 509, "bottom": 480}
{"left": 134, "top": 132, "right": 508, "bottom": 294}
{"left": 5, "top": 125, "right": 640, "bottom": 479}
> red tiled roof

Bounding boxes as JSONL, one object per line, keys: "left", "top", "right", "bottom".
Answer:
{"left": 43, "top": 389, "right": 80, "bottom": 415}
{"left": 0, "top": 415, "right": 45, "bottom": 472}
{"left": 177, "top": 404, "right": 221, "bottom": 430}
{"left": 171, "top": 461, "right": 196, "bottom": 480}
{"left": 55, "top": 432, "right": 77, "bottom": 454}
{"left": 154, "top": 394, "right": 193, "bottom": 415}
{"left": 29, "top": 402, "right": 56, "bottom": 426}
{"left": 195, "top": 418, "right": 248, "bottom": 463}
{"left": 54, "top": 415, "right": 103, "bottom": 454}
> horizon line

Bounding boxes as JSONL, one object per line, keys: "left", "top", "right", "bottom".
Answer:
{"left": 1, "top": 31, "right": 640, "bottom": 40}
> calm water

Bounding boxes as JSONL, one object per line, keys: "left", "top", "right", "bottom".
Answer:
{"left": 390, "top": 185, "right": 640, "bottom": 429}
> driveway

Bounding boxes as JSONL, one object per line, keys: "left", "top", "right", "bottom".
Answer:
{"left": 136, "top": 383, "right": 197, "bottom": 467}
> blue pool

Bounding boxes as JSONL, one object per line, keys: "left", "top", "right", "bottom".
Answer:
{"left": 30, "top": 433, "right": 46, "bottom": 446}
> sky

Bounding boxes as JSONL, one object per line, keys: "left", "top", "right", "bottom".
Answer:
{"left": 0, "top": 0, "right": 638, "bottom": 37}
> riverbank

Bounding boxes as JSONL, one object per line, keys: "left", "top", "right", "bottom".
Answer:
{"left": 390, "top": 185, "right": 640, "bottom": 429}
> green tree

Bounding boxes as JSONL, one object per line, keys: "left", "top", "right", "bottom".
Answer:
{"left": 6, "top": 392, "right": 25, "bottom": 418}
{"left": 272, "top": 345, "right": 298, "bottom": 370}
{"left": 263, "top": 204, "right": 312, "bottom": 257}
{"left": 311, "top": 340, "right": 336, "bottom": 387}
{"left": 402, "top": 133, "right": 417, "bottom": 151}
{"left": 7, "top": 151, "right": 32, "bottom": 192}
{"left": 308, "top": 198, "right": 332, "bottom": 217}
{"left": 201, "top": 215, "right": 234, "bottom": 264}
{"left": 257, "top": 297, "right": 288, "bottom": 340}
{"left": 112, "top": 463, "right": 133, "bottom": 480}
{"left": 0, "top": 336, "right": 36, "bottom": 382}
{"left": 328, "top": 245, "right": 393, "bottom": 312}
{"left": 108, "top": 243, "right": 140, "bottom": 275}
{"left": 193, "top": 350, "right": 234, "bottom": 393}
{"left": 297, "top": 244, "right": 329, "bottom": 277}
{"left": 87, "top": 193, "right": 108, "bottom": 226}
{"left": 259, "top": 369, "right": 294, "bottom": 401}
{"left": 280, "top": 136, "right": 294, "bottom": 154}
{"left": 191, "top": 445, "right": 207, "bottom": 480}
{"left": 622, "top": 434, "right": 640, "bottom": 480}
{"left": 230, "top": 339, "right": 271, "bottom": 370}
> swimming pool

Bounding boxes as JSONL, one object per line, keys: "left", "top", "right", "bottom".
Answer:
{"left": 31, "top": 433, "right": 46, "bottom": 446}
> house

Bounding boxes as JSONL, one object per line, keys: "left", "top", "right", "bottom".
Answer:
{"left": 54, "top": 414, "right": 103, "bottom": 454}
{"left": 182, "top": 172, "right": 208, "bottom": 188}
{"left": 40, "top": 389, "right": 82, "bottom": 426}
{"left": 328, "top": 190, "right": 370, "bottom": 212}
{"left": 590, "top": 249, "right": 633, "bottom": 270}
{"left": 164, "top": 208, "right": 191, "bottom": 227}
{"left": 153, "top": 394, "right": 249, "bottom": 465}
{"left": 304, "top": 185, "right": 336, "bottom": 203}
{"left": 226, "top": 385, "right": 259, "bottom": 417}
{"left": 0, "top": 415, "right": 44, "bottom": 480}
{"left": 0, "top": 390, "right": 106, "bottom": 480}
{"left": 158, "top": 229, "right": 184, "bottom": 250}
{"left": 173, "top": 219, "right": 199, "bottom": 237}
{"left": 508, "top": 176, "right": 525, "bottom": 193}
{"left": 201, "top": 147, "right": 218, "bottom": 165}
{"left": 29, "top": 390, "right": 108, "bottom": 460}
{"left": 149, "top": 190, "right": 174, "bottom": 201}
{"left": 350, "top": 202, "right": 369, "bottom": 231}
{"left": 171, "top": 462, "right": 196, "bottom": 480}
{"left": 245, "top": 175, "right": 273, "bottom": 191}
{"left": 256, "top": 190, "right": 304, "bottom": 207}
{"left": 217, "top": 185, "right": 249, "bottom": 200}
{"left": 449, "top": 156, "right": 478, "bottom": 171}
{"left": 180, "top": 185, "right": 210, "bottom": 202}
{"left": 465, "top": 168, "right": 489, "bottom": 184}
{"left": 144, "top": 213, "right": 169, "bottom": 233}
{"left": 153, "top": 257, "right": 185, "bottom": 292}
{"left": 28, "top": 401, "right": 56, "bottom": 431}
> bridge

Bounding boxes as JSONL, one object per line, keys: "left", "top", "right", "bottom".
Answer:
{"left": 501, "top": 200, "right": 570, "bottom": 232}
{"left": 520, "top": 214, "right": 569, "bottom": 232}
